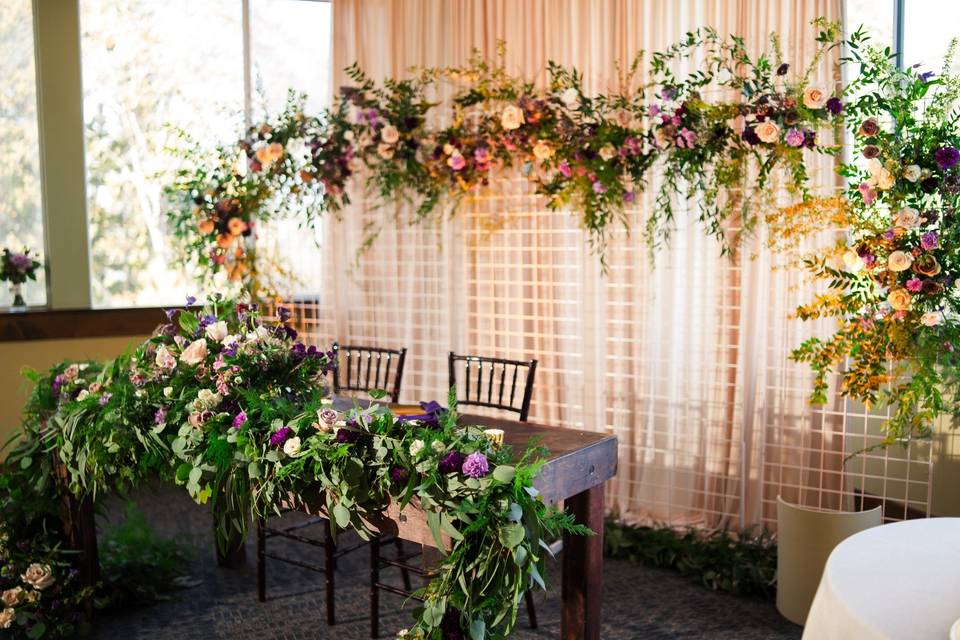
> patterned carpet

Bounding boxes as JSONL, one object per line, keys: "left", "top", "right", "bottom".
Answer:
{"left": 92, "top": 484, "right": 801, "bottom": 639}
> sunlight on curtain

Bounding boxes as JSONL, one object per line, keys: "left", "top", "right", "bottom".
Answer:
{"left": 287, "top": 0, "right": 934, "bottom": 530}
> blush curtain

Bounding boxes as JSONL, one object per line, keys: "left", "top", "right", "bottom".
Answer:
{"left": 302, "top": 0, "right": 847, "bottom": 529}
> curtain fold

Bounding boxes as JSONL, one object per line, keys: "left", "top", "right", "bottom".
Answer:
{"left": 309, "top": 0, "right": 845, "bottom": 529}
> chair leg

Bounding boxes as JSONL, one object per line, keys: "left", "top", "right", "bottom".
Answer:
{"left": 324, "top": 523, "right": 336, "bottom": 625}
{"left": 394, "top": 538, "right": 412, "bottom": 591}
{"left": 524, "top": 589, "right": 538, "bottom": 629}
{"left": 370, "top": 537, "right": 380, "bottom": 639}
{"left": 256, "top": 516, "right": 266, "bottom": 602}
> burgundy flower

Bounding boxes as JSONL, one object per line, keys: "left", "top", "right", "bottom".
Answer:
{"left": 859, "top": 118, "right": 879, "bottom": 137}
{"left": 826, "top": 97, "right": 843, "bottom": 115}
{"left": 390, "top": 466, "right": 408, "bottom": 483}
{"left": 776, "top": 63, "right": 790, "bottom": 76}
{"left": 335, "top": 428, "right": 358, "bottom": 444}
{"left": 863, "top": 145, "right": 880, "bottom": 159}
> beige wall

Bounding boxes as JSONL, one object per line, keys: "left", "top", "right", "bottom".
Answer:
{"left": 0, "top": 335, "right": 144, "bottom": 448}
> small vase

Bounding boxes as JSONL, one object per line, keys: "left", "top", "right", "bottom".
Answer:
{"left": 9, "top": 283, "right": 26, "bottom": 310}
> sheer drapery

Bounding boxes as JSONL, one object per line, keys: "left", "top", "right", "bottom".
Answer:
{"left": 299, "top": 0, "right": 856, "bottom": 529}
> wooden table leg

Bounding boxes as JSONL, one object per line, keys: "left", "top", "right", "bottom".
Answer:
{"left": 561, "top": 484, "right": 604, "bottom": 640}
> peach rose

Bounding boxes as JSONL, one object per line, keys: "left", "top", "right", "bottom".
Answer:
{"left": 21, "top": 563, "right": 54, "bottom": 590}
{"left": 377, "top": 142, "right": 395, "bottom": 160}
{"left": 380, "top": 125, "right": 400, "bottom": 145}
{"left": 1, "top": 588, "right": 22, "bottom": 607}
{"left": 0, "top": 608, "right": 13, "bottom": 629}
{"left": 921, "top": 312, "right": 943, "bottom": 327}
{"left": 179, "top": 339, "right": 208, "bottom": 366}
{"left": 893, "top": 207, "right": 920, "bottom": 229}
{"left": 802, "top": 85, "right": 827, "bottom": 109}
{"left": 755, "top": 121, "right": 780, "bottom": 144}
{"left": 887, "top": 251, "right": 913, "bottom": 272}
{"left": 197, "top": 219, "right": 215, "bottom": 235}
{"left": 887, "top": 289, "right": 912, "bottom": 311}
{"left": 533, "top": 140, "right": 555, "bottom": 161}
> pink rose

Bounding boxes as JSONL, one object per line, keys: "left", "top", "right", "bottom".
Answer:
{"left": 179, "top": 339, "right": 208, "bottom": 366}
{"left": 155, "top": 345, "right": 177, "bottom": 369}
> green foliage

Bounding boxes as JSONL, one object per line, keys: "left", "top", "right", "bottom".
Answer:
{"left": 603, "top": 518, "right": 777, "bottom": 598}
{"left": 98, "top": 502, "right": 193, "bottom": 607}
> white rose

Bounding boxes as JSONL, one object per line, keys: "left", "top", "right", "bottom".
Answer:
{"left": 1, "top": 588, "right": 22, "bottom": 607}
{"left": 802, "top": 85, "right": 827, "bottom": 109}
{"left": 377, "top": 142, "right": 395, "bottom": 160}
{"left": 842, "top": 250, "right": 864, "bottom": 272}
{"left": 163, "top": 386, "right": 174, "bottom": 398}
{"left": 431, "top": 440, "right": 446, "bottom": 453}
{"left": 903, "top": 164, "right": 921, "bottom": 182}
{"left": 343, "top": 130, "right": 355, "bottom": 141}
{"left": 755, "top": 121, "right": 780, "bottom": 144}
{"left": 179, "top": 339, "right": 208, "bottom": 366}
{"left": 283, "top": 436, "right": 302, "bottom": 457}
{"left": 0, "top": 608, "right": 13, "bottom": 630}
{"left": 893, "top": 207, "right": 921, "bottom": 229}
{"left": 76, "top": 389, "right": 90, "bottom": 401}
{"left": 409, "top": 439, "right": 425, "bottom": 457}
{"left": 500, "top": 105, "right": 525, "bottom": 131}
{"left": 380, "top": 125, "right": 400, "bottom": 144}
{"left": 222, "top": 334, "right": 239, "bottom": 346}
{"left": 887, "top": 251, "right": 913, "bottom": 272}
{"left": 155, "top": 345, "right": 177, "bottom": 370}
{"left": 532, "top": 140, "right": 555, "bottom": 161}
{"left": 560, "top": 87, "right": 579, "bottom": 109}
{"left": 599, "top": 144, "right": 617, "bottom": 161}
{"left": 205, "top": 321, "right": 228, "bottom": 342}
{"left": 21, "top": 563, "right": 54, "bottom": 590}
{"left": 197, "top": 389, "right": 221, "bottom": 410}
{"left": 921, "top": 312, "right": 943, "bottom": 327}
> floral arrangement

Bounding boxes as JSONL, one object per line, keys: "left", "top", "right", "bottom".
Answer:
{"left": 0, "top": 297, "right": 587, "bottom": 639}
{"left": 166, "top": 19, "right": 843, "bottom": 281}
{"left": 0, "top": 248, "right": 41, "bottom": 286}
{"left": 791, "top": 30, "right": 960, "bottom": 443}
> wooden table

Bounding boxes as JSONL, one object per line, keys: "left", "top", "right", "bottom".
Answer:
{"left": 338, "top": 409, "right": 618, "bottom": 640}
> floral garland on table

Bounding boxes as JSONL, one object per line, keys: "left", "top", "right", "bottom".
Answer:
{"left": 0, "top": 297, "right": 588, "bottom": 639}
{"left": 165, "top": 19, "right": 844, "bottom": 281}
{"left": 791, "top": 31, "right": 960, "bottom": 443}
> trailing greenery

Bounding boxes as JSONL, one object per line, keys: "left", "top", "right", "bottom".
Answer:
{"left": 0, "top": 297, "right": 589, "bottom": 639}
{"left": 603, "top": 518, "right": 777, "bottom": 599}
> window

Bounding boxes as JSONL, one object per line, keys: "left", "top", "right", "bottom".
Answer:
{"left": 0, "top": 0, "right": 47, "bottom": 307}
{"left": 80, "top": 0, "right": 332, "bottom": 308}
{"left": 901, "top": 0, "right": 960, "bottom": 71}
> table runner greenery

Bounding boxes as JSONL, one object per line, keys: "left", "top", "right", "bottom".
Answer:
{"left": 0, "top": 298, "right": 587, "bottom": 639}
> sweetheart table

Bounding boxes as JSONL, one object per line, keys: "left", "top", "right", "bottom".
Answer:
{"left": 297, "top": 405, "right": 619, "bottom": 640}
{"left": 803, "top": 518, "right": 960, "bottom": 639}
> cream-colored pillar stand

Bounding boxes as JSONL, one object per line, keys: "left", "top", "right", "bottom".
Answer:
{"left": 776, "top": 496, "right": 882, "bottom": 625}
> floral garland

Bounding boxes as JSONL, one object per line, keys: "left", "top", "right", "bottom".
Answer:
{"left": 1, "top": 298, "right": 586, "bottom": 639}
{"left": 165, "top": 19, "right": 844, "bottom": 280}
{"left": 791, "top": 31, "right": 960, "bottom": 443}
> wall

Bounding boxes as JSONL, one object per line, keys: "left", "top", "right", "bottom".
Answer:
{"left": 0, "top": 335, "right": 144, "bottom": 449}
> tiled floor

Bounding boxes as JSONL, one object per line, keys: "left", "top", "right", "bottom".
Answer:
{"left": 93, "top": 484, "right": 800, "bottom": 639}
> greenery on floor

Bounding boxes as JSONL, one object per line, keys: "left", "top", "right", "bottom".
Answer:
{"left": 603, "top": 518, "right": 777, "bottom": 598}
{"left": 97, "top": 502, "right": 194, "bottom": 608}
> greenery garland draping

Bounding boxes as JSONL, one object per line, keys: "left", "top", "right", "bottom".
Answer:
{"left": 0, "top": 298, "right": 587, "bottom": 640}
{"left": 165, "top": 18, "right": 844, "bottom": 287}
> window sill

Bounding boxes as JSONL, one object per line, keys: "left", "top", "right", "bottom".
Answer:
{"left": 0, "top": 307, "right": 165, "bottom": 342}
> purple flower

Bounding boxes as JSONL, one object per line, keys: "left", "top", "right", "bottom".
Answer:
{"left": 557, "top": 162, "right": 572, "bottom": 178}
{"left": 9, "top": 253, "right": 31, "bottom": 270}
{"left": 270, "top": 426, "right": 293, "bottom": 447}
{"left": 883, "top": 228, "right": 896, "bottom": 240}
{"left": 742, "top": 128, "right": 761, "bottom": 146}
{"left": 592, "top": 181, "right": 607, "bottom": 195}
{"left": 921, "top": 176, "right": 940, "bottom": 193}
{"left": 390, "top": 466, "right": 408, "bottom": 483}
{"left": 199, "top": 314, "right": 217, "bottom": 328}
{"left": 335, "top": 428, "right": 358, "bottom": 444}
{"left": 935, "top": 146, "right": 960, "bottom": 170}
{"left": 826, "top": 97, "right": 843, "bottom": 115}
{"left": 906, "top": 278, "right": 923, "bottom": 293}
{"left": 154, "top": 407, "right": 168, "bottom": 424}
{"left": 785, "top": 128, "right": 805, "bottom": 147}
{"left": 920, "top": 70, "right": 935, "bottom": 82}
{"left": 921, "top": 231, "right": 939, "bottom": 250}
{"left": 232, "top": 411, "right": 247, "bottom": 429}
{"left": 99, "top": 393, "right": 112, "bottom": 406}
{"left": 277, "top": 306, "right": 291, "bottom": 322}
{"left": 461, "top": 452, "right": 489, "bottom": 478}
{"left": 623, "top": 191, "right": 636, "bottom": 203}
{"left": 438, "top": 450, "right": 465, "bottom": 474}
{"left": 185, "top": 295, "right": 197, "bottom": 306}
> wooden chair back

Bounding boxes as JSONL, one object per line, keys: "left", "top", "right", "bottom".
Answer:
{"left": 448, "top": 352, "right": 537, "bottom": 421}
